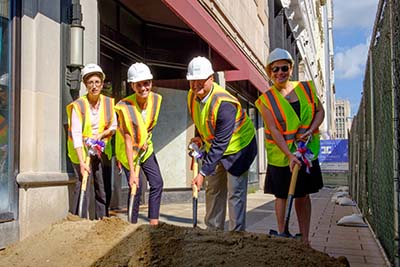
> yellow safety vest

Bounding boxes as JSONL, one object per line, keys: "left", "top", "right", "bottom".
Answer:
{"left": 0, "top": 114, "right": 7, "bottom": 147}
{"left": 188, "top": 82, "right": 255, "bottom": 154}
{"left": 114, "top": 92, "right": 162, "bottom": 169}
{"left": 255, "top": 81, "right": 321, "bottom": 166}
{"left": 66, "top": 94, "right": 115, "bottom": 164}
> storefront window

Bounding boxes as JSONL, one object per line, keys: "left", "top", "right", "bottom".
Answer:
{"left": 0, "top": 1, "right": 10, "bottom": 214}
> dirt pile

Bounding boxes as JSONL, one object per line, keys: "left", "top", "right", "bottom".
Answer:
{"left": 0, "top": 216, "right": 347, "bottom": 267}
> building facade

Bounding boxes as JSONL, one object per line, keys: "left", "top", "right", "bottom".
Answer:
{"left": 335, "top": 99, "right": 351, "bottom": 139}
{"left": 269, "top": 0, "right": 335, "bottom": 140}
{"left": 0, "top": 0, "right": 334, "bottom": 247}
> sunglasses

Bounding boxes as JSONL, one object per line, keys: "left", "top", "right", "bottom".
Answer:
{"left": 271, "top": 65, "right": 290, "bottom": 73}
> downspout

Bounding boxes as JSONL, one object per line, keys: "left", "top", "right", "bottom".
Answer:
{"left": 389, "top": 0, "right": 399, "bottom": 265}
{"left": 67, "top": 0, "right": 84, "bottom": 100}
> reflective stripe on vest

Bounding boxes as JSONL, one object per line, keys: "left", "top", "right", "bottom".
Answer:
{"left": 115, "top": 92, "right": 162, "bottom": 169}
{"left": 66, "top": 95, "right": 115, "bottom": 163}
{"left": 189, "top": 90, "right": 246, "bottom": 141}
{"left": 188, "top": 83, "right": 255, "bottom": 154}
{"left": 116, "top": 98, "right": 142, "bottom": 152}
{"left": 0, "top": 115, "right": 7, "bottom": 144}
{"left": 147, "top": 94, "right": 161, "bottom": 132}
{"left": 262, "top": 81, "right": 316, "bottom": 143}
{"left": 255, "top": 80, "right": 320, "bottom": 166}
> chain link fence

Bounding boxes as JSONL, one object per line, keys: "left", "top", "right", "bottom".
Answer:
{"left": 349, "top": 0, "right": 400, "bottom": 265}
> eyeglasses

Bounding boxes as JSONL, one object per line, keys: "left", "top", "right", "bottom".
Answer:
{"left": 134, "top": 80, "right": 152, "bottom": 89}
{"left": 271, "top": 65, "right": 290, "bottom": 73}
{"left": 85, "top": 80, "right": 102, "bottom": 87}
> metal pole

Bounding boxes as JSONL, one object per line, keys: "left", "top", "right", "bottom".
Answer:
{"left": 389, "top": 0, "right": 400, "bottom": 265}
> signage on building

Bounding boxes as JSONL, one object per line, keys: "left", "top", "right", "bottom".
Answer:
{"left": 319, "top": 139, "right": 349, "bottom": 172}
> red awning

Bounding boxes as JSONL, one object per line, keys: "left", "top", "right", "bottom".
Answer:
{"left": 162, "top": 0, "right": 268, "bottom": 93}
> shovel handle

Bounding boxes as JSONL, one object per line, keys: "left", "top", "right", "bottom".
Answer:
{"left": 288, "top": 164, "right": 300, "bottom": 195}
{"left": 128, "top": 162, "right": 141, "bottom": 222}
{"left": 192, "top": 160, "right": 199, "bottom": 198}
{"left": 78, "top": 156, "right": 91, "bottom": 218}
{"left": 80, "top": 156, "right": 91, "bottom": 191}
{"left": 192, "top": 184, "right": 198, "bottom": 199}
{"left": 130, "top": 163, "right": 141, "bottom": 196}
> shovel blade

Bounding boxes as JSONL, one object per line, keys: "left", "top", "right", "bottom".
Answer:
{"left": 78, "top": 190, "right": 85, "bottom": 218}
{"left": 193, "top": 197, "right": 198, "bottom": 227}
{"left": 128, "top": 197, "right": 134, "bottom": 223}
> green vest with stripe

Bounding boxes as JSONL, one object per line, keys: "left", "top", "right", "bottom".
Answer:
{"left": 66, "top": 94, "right": 115, "bottom": 164}
{"left": 0, "top": 114, "right": 7, "bottom": 147}
{"left": 255, "top": 81, "right": 321, "bottom": 167}
{"left": 188, "top": 82, "right": 255, "bottom": 154}
{"left": 114, "top": 92, "right": 162, "bottom": 169}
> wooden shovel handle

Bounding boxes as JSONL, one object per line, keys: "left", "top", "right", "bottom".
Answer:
{"left": 130, "top": 163, "right": 141, "bottom": 196}
{"left": 192, "top": 160, "right": 199, "bottom": 198}
{"left": 81, "top": 156, "right": 91, "bottom": 191}
{"left": 288, "top": 164, "right": 300, "bottom": 195}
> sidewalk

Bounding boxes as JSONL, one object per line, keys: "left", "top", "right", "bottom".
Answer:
{"left": 113, "top": 187, "right": 390, "bottom": 267}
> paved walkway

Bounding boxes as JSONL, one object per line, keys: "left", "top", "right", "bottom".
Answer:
{"left": 112, "top": 187, "right": 390, "bottom": 267}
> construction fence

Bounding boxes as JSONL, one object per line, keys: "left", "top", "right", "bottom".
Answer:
{"left": 349, "top": 0, "right": 400, "bottom": 265}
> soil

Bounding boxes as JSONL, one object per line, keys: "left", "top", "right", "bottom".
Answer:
{"left": 0, "top": 215, "right": 348, "bottom": 267}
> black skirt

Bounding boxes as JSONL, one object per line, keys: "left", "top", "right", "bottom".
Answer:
{"left": 264, "top": 159, "right": 323, "bottom": 199}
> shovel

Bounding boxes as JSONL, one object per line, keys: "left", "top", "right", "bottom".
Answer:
{"left": 128, "top": 150, "right": 146, "bottom": 223}
{"left": 269, "top": 163, "right": 300, "bottom": 238}
{"left": 78, "top": 156, "right": 91, "bottom": 218}
{"left": 192, "top": 159, "right": 199, "bottom": 228}
{"left": 77, "top": 138, "right": 105, "bottom": 218}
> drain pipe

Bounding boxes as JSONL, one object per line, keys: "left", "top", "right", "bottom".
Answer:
{"left": 389, "top": 0, "right": 400, "bottom": 265}
{"left": 67, "top": 0, "right": 84, "bottom": 100}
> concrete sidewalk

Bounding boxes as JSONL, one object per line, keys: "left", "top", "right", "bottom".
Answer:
{"left": 112, "top": 187, "right": 390, "bottom": 267}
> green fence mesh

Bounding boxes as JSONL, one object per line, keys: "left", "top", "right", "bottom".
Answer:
{"left": 349, "top": 0, "right": 399, "bottom": 264}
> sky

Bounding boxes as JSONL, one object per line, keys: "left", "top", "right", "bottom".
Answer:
{"left": 333, "top": 0, "right": 380, "bottom": 116}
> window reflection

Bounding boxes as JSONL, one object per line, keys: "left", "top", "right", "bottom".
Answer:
{"left": 0, "top": 1, "right": 10, "bottom": 213}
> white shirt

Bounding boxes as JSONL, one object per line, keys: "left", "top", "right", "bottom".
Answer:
{"left": 71, "top": 104, "right": 117, "bottom": 148}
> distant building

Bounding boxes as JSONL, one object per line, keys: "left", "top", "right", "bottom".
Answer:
{"left": 335, "top": 99, "right": 351, "bottom": 139}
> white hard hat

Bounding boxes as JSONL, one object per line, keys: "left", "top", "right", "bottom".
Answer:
{"left": 127, "top": 63, "right": 153, "bottom": 83}
{"left": 267, "top": 48, "right": 294, "bottom": 67}
{"left": 186, "top": 56, "right": 214, "bottom": 80}
{"left": 0, "top": 73, "right": 8, "bottom": 87}
{"left": 81, "top": 63, "right": 105, "bottom": 81}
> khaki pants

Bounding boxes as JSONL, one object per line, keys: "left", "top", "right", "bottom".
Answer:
{"left": 204, "top": 162, "right": 248, "bottom": 231}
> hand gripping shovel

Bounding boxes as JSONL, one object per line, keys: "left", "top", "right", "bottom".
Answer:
{"left": 78, "top": 156, "right": 91, "bottom": 218}
{"left": 269, "top": 163, "right": 300, "bottom": 238}
{"left": 189, "top": 142, "right": 203, "bottom": 228}
{"left": 128, "top": 150, "right": 146, "bottom": 223}
{"left": 192, "top": 159, "right": 199, "bottom": 228}
{"left": 78, "top": 138, "right": 105, "bottom": 218}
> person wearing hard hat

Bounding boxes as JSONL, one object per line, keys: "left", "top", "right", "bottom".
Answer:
{"left": 0, "top": 73, "right": 8, "bottom": 177}
{"left": 115, "top": 62, "right": 164, "bottom": 225}
{"left": 187, "top": 56, "right": 257, "bottom": 231}
{"left": 0, "top": 73, "right": 8, "bottom": 114}
{"left": 255, "top": 48, "right": 325, "bottom": 245}
{"left": 66, "top": 63, "right": 117, "bottom": 219}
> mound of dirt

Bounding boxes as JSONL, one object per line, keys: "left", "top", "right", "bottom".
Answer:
{"left": 0, "top": 216, "right": 347, "bottom": 267}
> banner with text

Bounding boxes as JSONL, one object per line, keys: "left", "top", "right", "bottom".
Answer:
{"left": 319, "top": 139, "right": 349, "bottom": 172}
